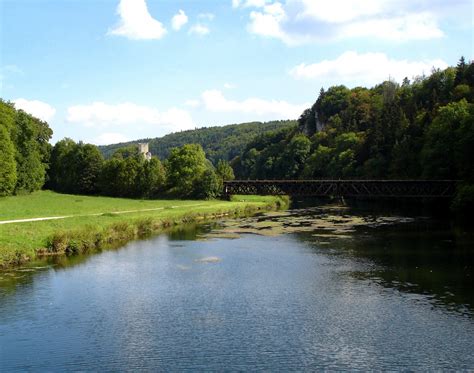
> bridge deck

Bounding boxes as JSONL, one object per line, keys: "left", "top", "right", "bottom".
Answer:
{"left": 224, "top": 180, "right": 457, "bottom": 198}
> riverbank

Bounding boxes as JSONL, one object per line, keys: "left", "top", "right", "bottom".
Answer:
{"left": 0, "top": 191, "right": 288, "bottom": 268}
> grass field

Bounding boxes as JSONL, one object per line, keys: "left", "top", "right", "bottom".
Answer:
{"left": 0, "top": 191, "right": 286, "bottom": 268}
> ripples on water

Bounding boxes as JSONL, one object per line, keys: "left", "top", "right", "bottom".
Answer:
{"left": 0, "top": 206, "right": 473, "bottom": 370}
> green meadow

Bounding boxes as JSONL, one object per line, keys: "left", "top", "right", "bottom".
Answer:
{"left": 0, "top": 191, "right": 286, "bottom": 268}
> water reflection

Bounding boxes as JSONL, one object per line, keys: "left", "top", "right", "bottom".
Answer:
{"left": 1, "top": 206, "right": 473, "bottom": 317}
{"left": 1, "top": 205, "right": 474, "bottom": 370}
{"left": 200, "top": 205, "right": 474, "bottom": 316}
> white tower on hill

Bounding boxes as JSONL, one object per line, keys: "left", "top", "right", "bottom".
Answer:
{"left": 138, "top": 143, "right": 152, "bottom": 161}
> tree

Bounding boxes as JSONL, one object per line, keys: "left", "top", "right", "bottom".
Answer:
{"left": 48, "top": 139, "right": 103, "bottom": 194}
{"left": 422, "top": 99, "right": 471, "bottom": 179}
{"left": 455, "top": 56, "right": 467, "bottom": 86}
{"left": 166, "top": 144, "right": 208, "bottom": 197}
{"left": 75, "top": 144, "right": 104, "bottom": 194}
{"left": 278, "top": 134, "right": 311, "bottom": 178}
{"left": 302, "top": 145, "right": 333, "bottom": 178}
{"left": 240, "top": 148, "right": 259, "bottom": 179}
{"left": 0, "top": 125, "right": 17, "bottom": 196}
{"left": 137, "top": 157, "right": 166, "bottom": 197}
{"left": 317, "top": 85, "right": 350, "bottom": 123}
{"left": 112, "top": 145, "right": 140, "bottom": 160}
{"left": 99, "top": 157, "right": 141, "bottom": 197}
{"left": 98, "top": 159, "right": 121, "bottom": 197}
{"left": 216, "top": 159, "right": 235, "bottom": 181}
{"left": 115, "top": 157, "right": 141, "bottom": 197}
{"left": 47, "top": 138, "right": 77, "bottom": 192}
{"left": 13, "top": 111, "right": 47, "bottom": 192}
{"left": 193, "top": 168, "right": 222, "bottom": 199}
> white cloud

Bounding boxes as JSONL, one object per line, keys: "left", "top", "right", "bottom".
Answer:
{"left": 248, "top": 3, "right": 287, "bottom": 40}
{"left": 189, "top": 24, "right": 210, "bottom": 36}
{"left": 294, "top": 0, "right": 384, "bottom": 24}
{"left": 201, "top": 90, "right": 308, "bottom": 119}
{"left": 340, "top": 12, "right": 443, "bottom": 41}
{"left": 224, "top": 83, "right": 237, "bottom": 89}
{"left": 91, "top": 133, "right": 130, "bottom": 146}
{"left": 66, "top": 102, "right": 194, "bottom": 132}
{"left": 171, "top": 9, "right": 188, "bottom": 31}
{"left": 233, "top": 0, "right": 271, "bottom": 8}
{"left": 108, "top": 0, "right": 167, "bottom": 40}
{"left": 184, "top": 99, "right": 200, "bottom": 108}
{"left": 290, "top": 51, "right": 448, "bottom": 86}
{"left": 13, "top": 98, "right": 56, "bottom": 122}
{"left": 198, "top": 13, "right": 215, "bottom": 20}
{"left": 236, "top": 0, "right": 445, "bottom": 45}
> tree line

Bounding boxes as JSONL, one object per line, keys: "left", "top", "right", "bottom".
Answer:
{"left": 47, "top": 140, "right": 235, "bottom": 199}
{"left": 0, "top": 100, "right": 52, "bottom": 196}
{"left": 232, "top": 57, "right": 474, "bottom": 211}
{"left": 0, "top": 99, "right": 235, "bottom": 199}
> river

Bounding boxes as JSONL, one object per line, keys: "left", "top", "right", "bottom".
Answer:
{"left": 1, "top": 204, "right": 473, "bottom": 370}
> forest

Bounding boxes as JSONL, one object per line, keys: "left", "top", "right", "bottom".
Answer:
{"left": 232, "top": 58, "right": 474, "bottom": 211}
{"left": 99, "top": 120, "right": 295, "bottom": 163}
{"left": 0, "top": 58, "right": 473, "bottom": 209}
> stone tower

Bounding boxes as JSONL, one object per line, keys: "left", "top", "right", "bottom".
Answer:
{"left": 138, "top": 143, "right": 152, "bottom": 161}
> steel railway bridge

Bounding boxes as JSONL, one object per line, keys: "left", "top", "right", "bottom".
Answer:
{"left": 224, "top": 180, "right": 457, "bottom": 199}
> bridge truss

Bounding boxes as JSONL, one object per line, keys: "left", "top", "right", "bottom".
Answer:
{"left": 224, "top": 180, "right": 457, "bottom": 198}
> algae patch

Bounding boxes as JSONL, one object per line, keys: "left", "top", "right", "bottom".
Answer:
{"left": 201, "top": 206, "right": 415, "bottom": 241}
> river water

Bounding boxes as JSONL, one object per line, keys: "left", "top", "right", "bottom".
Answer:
{"left": 1, "top": 205, "right": 473, "bottom": 370}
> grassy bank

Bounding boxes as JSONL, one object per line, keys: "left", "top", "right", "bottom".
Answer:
{"left": 0, "top": 191, "right": 288, "bottom": 268}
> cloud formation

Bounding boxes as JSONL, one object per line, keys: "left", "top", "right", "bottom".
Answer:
{"left": 289, "top": 51, "right": 448, "bottom": 86}
{"left": 172, "top": 10, "right": 188, "bottom": 31}
{"left": 189, "top": 24, "right": 210, "bottom": 36}
{"left": 234, "top": 0, "right": 445, "bottom": 45}
{"left": 108, "top": 0, "right": 166, "bottom": 40}
{"left": 201, "top": 90, "right": 308, "bottom": 119}
{"left": 13, "top": 98, "right": 56, "bottom": 122}
{"left": 233, "top": 0, "right": 272, "bottom": 8}
{"left": 67, "top": 102, "right": 194, "bottom": 132}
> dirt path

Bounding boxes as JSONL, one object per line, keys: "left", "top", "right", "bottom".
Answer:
{"left": 0, "top": 204, "right": 205, "bottom": 225}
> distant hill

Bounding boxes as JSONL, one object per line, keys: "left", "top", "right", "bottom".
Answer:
{"left": 98, "top": 120, "right": 296, "bottom": 163}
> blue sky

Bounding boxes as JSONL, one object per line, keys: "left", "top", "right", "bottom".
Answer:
{"left": 1, "top": 0, "right": 472, "bottom": 144}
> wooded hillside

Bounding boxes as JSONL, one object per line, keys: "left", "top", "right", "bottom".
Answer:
{"left": 98, "top": 120, "right": 296, "bottom": 163}
{"left": 232, "top": 58, "right": 474, "bottom": 210}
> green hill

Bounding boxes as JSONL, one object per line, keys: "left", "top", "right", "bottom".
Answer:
{"left": 98, "top": 120, "right": 296, "bottom": 163}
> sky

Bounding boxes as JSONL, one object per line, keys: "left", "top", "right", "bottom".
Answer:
{"left": 0, "top": 0, "right": 472, "bottom": 145}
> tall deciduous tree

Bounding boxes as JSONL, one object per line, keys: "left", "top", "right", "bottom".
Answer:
{"left": 137, "top": 157, "right": 166, "bottom": 197}
{"left": 14, "top": 111, "right": 47, "bottom": 192}
{"left": 0, "top": 124, "right": 17, "bottom": 196}
{"left": 166, "top": 144, "right": 208, "bottom": 197}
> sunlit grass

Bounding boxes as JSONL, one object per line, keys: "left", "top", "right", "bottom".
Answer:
{"left": 0, "top": 191, "right": 287, "bottom": 267}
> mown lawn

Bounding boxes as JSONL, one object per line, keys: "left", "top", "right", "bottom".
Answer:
{"left": 0, "top": 191, "right": 285, "bottom": 267}
{"left": 0, "top": 190, "right": 206, "bottom": 220}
